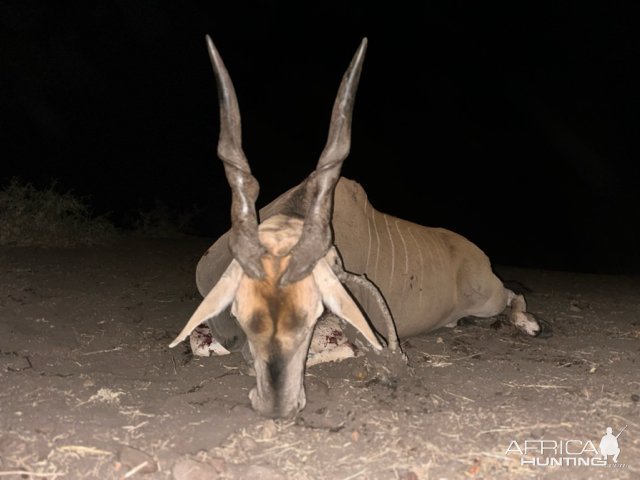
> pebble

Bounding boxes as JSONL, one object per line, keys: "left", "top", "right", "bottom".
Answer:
{"left": 172, "top": 458, "right": 215, "bottom": 480}
{"left": 352, "top": 366, "right": 368, "bottom": 381}
{"left": 240, "top": 436, "right": 258, "bottom": 451}
{"left": 261, "top": 419, "right": 278, "bottom": 440}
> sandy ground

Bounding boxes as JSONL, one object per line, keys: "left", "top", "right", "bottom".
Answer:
{"left": 0, "top": 237, "right": 638, "bottom": 479}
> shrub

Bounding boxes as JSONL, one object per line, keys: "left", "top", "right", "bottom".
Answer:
{"left": 0, "top": 178, "right": 117, "bottom": 247}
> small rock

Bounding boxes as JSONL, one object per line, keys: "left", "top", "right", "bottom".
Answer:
{"left": 172, "top": 458, "right": 215, "bottom": 480}
{"left": 240, "top": 436, "right": 258, "bottom": 452}
{"left": 261, "top": 419, "right": 278, "bottom": 440}
{"left": 631, "top": 393, "right": 639, "bottom": 403}
{"left": 209, "top": 457, "right": 226, "bottom": 474}
{"left": 352, "top": 366, "right": 368, "bottom": 381}
{"left": 467, "top": 460, "right": 481, "bottom": 476}
{"left": 351, "top": 430, "right": 360, "bottom": 442}
{"left": 436, "top": 337, "right": 444, "bottom": 344}
{"left": 118, "top": 445, "right": 157, "bottom": 474}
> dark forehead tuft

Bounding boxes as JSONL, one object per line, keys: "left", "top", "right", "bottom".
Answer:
{"left": 249, "top": 312, "right": 269, "bottom": 335}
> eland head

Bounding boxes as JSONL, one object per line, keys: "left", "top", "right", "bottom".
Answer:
{"left": 170, "top": 36, "right": 382, "bottom": 418}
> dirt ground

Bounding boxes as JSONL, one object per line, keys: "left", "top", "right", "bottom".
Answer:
{"left": 1, "top": 237, "right": 638, "bottom": 479}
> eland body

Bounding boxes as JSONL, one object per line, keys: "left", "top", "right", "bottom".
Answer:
{"left": 170, "top": 37, "right": 541, "bottom": 418}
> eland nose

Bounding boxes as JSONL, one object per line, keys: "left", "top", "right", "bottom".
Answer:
{"left": 249, "top": 387, "right": 306, "bottom": 418}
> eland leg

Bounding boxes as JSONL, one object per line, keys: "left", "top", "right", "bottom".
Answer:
{"left": 462, "top": 273, "right": 541, "bottom": 337}
{"left": 505, "top": 289, "right": 541, "bottom": 336}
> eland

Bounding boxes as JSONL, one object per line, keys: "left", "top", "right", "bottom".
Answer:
{"left": 170, "top": 36, "right": 542, "bottom": 418}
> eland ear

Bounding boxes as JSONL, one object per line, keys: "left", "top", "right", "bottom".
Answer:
{"left": 169, "top": 259, "right": 244, "bottom": 348}
{"left": 312, "top": 258, "right": 383, "bottom": 350}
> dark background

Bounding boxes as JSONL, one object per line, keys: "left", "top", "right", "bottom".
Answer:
{"left": 2, "top": 2, "right": 639, "bottom": 274}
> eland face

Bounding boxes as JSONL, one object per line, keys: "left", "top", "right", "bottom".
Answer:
{"left": 171, "top": 214, "right": 382, "bottom": 418}
{"left": 233, "top": 216, "right": 322, "bottom": 417}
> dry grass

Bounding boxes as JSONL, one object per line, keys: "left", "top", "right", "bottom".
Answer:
{"left": 0, "top": 177, "right": 116, "bottom": 247}
{"left": 199, "top": 396, "right": 549, "bottom": 480}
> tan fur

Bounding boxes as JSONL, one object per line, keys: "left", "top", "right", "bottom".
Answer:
{"left": 258, "top": 215, "right": 304, "bottom": 256}
{"left": 232, "top": 252, "right": 323, "bottom": 356}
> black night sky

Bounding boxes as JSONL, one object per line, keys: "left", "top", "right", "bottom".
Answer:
{"left": 2, "top": 2, "right": 639, "bottom": 274}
